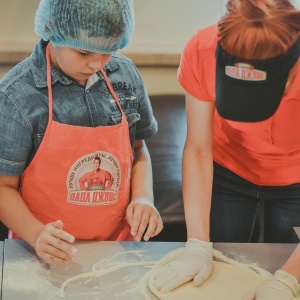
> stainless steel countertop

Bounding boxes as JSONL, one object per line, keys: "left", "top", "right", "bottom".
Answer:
{"left": 293, "top": 227, "right": 300, "bottom": 240}
{"left": 0, "top": 241, "right": 3, "bottom": 300}
{"left": 1, "top": 240, "right": 298, "bottom": 300}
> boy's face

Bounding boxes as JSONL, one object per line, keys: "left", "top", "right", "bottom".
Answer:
{"left": 49, "top": 43, "right": 112, "bottom": 85}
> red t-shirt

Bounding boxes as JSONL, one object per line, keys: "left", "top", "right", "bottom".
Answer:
{"left": 178, "top": 23, "right": 300, "bottom": 185}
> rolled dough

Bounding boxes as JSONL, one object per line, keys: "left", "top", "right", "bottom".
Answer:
{"left": 144, "top": 248, "right": 273, "bottom": 300}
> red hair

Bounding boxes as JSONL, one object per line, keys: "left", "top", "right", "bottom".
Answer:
{"left": 218, "top": 0, "right": 300, "bottom": 91}
{"left": 218, "top": 0, "right": 300, "bottom": 59}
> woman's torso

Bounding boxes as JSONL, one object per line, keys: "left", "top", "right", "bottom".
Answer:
{"left": 178, "top": 24, "right": 300, "bottom": 185}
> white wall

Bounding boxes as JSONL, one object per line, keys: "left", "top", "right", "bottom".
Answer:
{"left": 125, "top": 0, "right": 225, "bottom": 54}
{"left": 0, "top": 0, "right": 40, "bottom": 51}
{"left": 0, "top": 0, "right": 225, "bottom": 53}
{"left": 128, "top": 0, "right": 226, "bottom": 95}
{"left": 0, "top": 0, "right": 226, "bottom": 94}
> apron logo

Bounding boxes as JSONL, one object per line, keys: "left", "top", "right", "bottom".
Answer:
{"left": 225, "top": 63, "right": 267, "bottom": 81}
{"left": 66, "top": 152, "right": 121, "bottom": 206}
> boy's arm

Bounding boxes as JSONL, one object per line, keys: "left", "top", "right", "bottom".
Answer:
{"left": 0, "top": 174, "right": 43, "bottom": 246}
{"left": 126, "top": 139, "right": 163, "bottom": 241}
{"left": 0, "top": 174, "right": 77, "bottom": 263}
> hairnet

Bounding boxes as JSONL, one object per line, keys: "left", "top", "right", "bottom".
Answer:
{"left": 34, "top": 0, "right": 135, "bottom": 54}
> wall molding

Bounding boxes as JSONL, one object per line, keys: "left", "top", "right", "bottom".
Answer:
{"left": 0, "top": 51, "right": 180, "bottom": 67}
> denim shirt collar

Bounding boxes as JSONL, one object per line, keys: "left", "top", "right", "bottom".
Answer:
{"left": 30, "top": 40, "right": 120, "bottom": 89}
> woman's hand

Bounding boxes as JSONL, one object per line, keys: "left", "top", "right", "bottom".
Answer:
{"left": 35, "top": 220, "right": 78, "bottom": 264}
{"left": 152, "top": 238, "right": 213, "bottom": 293}
{"left": 126, "top": 197, "right": 163, "bottom": 242}
{"left": 243, "top": 270, "right": 299, "bottom": 300}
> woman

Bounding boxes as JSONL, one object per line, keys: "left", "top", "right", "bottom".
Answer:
{"left": 153, "top": 1, "right": 300, "bottom": 299}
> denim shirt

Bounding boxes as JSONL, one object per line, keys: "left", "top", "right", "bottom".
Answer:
{"left": 0, "top": 40, "right": 157, "bottom": 176}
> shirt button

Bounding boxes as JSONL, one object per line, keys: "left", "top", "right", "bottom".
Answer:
{"left": 264, "top": 130, "right": 269, "bottom": 135}
{"left": 86, "top": 90, "right": 90, "bottom": 94}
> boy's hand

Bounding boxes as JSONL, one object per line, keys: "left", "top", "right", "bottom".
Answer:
{"left": 35, "top": 220, "right": 78, "bottom": 264}
{"left": 126, "top": 198, "right": 163, "bottom": 242}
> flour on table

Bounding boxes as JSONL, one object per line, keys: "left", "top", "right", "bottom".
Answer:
{"left": 59, "top": 250, "right": 157, "bottom": 299}
{"left": 4, "top": 258, "right": 63, "bottom": 300}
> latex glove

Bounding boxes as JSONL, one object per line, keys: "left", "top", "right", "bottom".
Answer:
{"left": 126, "top": 197, "right": 163, "bottom": 242}
{"left": 35, "top": 220, "right": 78, "bottom": 264}
{"left": 243, "top": 270, "right": 299, "bottom": 300}
{"left": 153, "top": 238, "right": 213, "bottom": 293}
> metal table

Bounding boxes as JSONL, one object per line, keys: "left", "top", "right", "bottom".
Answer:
{"left": 0, "top": 241, "right": 3, "bottom": 300}
{"left": 1, "top": 240, "right": 298, "bottom": 300}
{"left": 293, "top": 227, "right": 300, "bottom": 241}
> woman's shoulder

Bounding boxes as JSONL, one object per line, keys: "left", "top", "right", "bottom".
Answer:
{"left": 186, "top": 23, "right": 218, "bottom": 52}
{"left": 178, "top": 23, "right": 218, "bottom": 101}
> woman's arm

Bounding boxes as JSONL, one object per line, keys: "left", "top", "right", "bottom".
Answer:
{"left": 183, "top": 92, "right": 215, "bottom": 242}
{"left": 282, "top": 243, "right": 300, "bottom": 281}
{"left": 243, "top": 245, "right": 300, "bottom": 300}
{"left": 152, "top": 92, "right": 216, "bottom": 293}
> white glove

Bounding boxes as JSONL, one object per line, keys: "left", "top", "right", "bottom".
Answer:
{"left": 243, "top": 270, "right": 299, "bottom": 300}
{"left": 152, "top": 238, "right": 213, "bottom": 293}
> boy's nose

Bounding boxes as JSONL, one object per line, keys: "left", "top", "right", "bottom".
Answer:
{"left": 87, "top": 60, "right": 102, "bottom": 71}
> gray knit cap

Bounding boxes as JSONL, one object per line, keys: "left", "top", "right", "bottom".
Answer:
{"left": 34, "top": 0, "right": 135, "bottom": 54}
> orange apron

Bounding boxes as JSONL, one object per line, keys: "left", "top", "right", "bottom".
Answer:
{"left": 11, "top": 45, "right": 133, "bottom": 240}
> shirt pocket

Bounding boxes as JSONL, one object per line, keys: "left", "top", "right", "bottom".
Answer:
{"left": 111, "top": 112, "right": 140, "bottom": 126}
{"left": 111, "top": 112, "right": 141, "bottom": 147}
{"left": 34, "top": 133, "right": 45, "bottom": 150}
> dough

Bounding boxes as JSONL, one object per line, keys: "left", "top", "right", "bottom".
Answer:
{"left": 144, "top": 248, "right": 272, "bottom": 300}
{"left": 148, "top": 261, "right": 266, "bottom": 300}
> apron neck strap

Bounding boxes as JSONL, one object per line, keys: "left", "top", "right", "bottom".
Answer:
{"left": 45, "top": 43, "right": 125, "bottom": 120}
{"left": 99, "top": 68, "right": 124, "bottom": 114}
{"left": 46, "top": 44, "right": 53, "bottom": 121}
